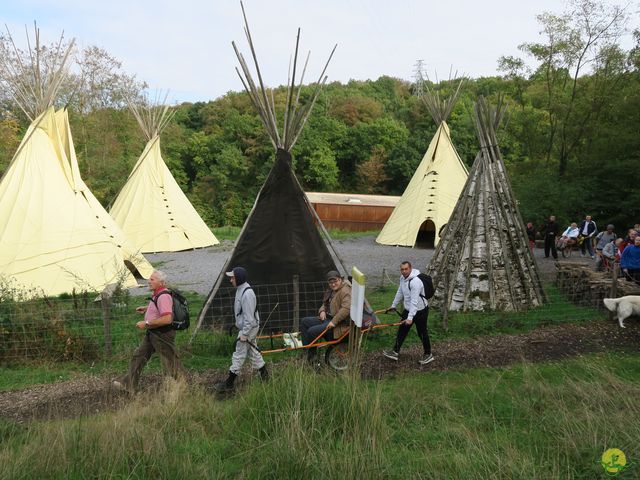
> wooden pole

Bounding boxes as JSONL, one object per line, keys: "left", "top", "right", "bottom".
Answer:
{"left": 101, "top": 293, "right": 112, "bottom": 358}
{"left": 348, "top": 319, "right": 362, "bottom": 371}
{"left": 442, "top": 270, "right": 449, "bottom": 331}
{"left": 293, "top": 275, "right": 300, "bottom": 332}
{"left": 608, "top": 263, "right": 619, "bottom": 322}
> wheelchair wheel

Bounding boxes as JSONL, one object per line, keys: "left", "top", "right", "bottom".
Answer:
{"left": 325, "top": 343, "right": 350, "bottom": 371}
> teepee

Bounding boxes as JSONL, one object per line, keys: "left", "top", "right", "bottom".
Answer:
{"left": 195, "top": 3, "right": 340, "bottom": 337}
{"left": 426, "top": 96, "right": 545, "bottom": 312}
{"left": 109, "top": 97, "right": 219, "bottom": 253}
{"left": 54, "top": 108, "right": 154, "bottom": 278}
{"left": 0, "top": 25, "right": 151, "bottom": 295}
{"left": 376, "top": 80, "right": 468, "bottom": 248}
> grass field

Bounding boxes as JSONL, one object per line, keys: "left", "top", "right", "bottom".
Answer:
{"left": 0, "top": 353, "right": 638, "bottom": 479}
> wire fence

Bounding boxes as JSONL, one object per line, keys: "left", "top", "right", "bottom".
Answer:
{"left": 1, "top": 262, "right": 639, "bottom": 365}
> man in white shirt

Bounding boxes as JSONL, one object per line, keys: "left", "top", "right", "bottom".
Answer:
{"left": 382, "top": 261, "right": 433, "bottom": 365}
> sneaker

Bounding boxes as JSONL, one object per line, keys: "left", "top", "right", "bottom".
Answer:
{"left": 419, "top": 354, "right": 435, "bottom": 365}
{"left": 383, "top": 349, "right": 399, "bottom": 361}
{"left": 112, "top": 380, "right": 131, "bottom": 393}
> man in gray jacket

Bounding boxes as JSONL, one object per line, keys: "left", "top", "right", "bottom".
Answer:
{"left": 215, "top": 266, "right": 268, "bottom": 392}
{"left": 383, "top": 261, "right": 433, "bottom": 365}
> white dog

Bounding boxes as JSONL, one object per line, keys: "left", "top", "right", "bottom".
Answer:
{"left": 603, "top": 296, "right": 640, "bottom": 328}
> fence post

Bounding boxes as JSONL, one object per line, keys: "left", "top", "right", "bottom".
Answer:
{"left": 608, "top": 263, "right": 619, "bottom": 322}
{"left": 101, "top": 290, "right": 112, "bottom": 358}
{"left": 348, "top": 319, "right": 362, "bottom": 371}
{"left": 293, "top": 275, "right": 300, "bottom": 332}
{"left": 442, "top": 271, "right": 449, "bottom": 331}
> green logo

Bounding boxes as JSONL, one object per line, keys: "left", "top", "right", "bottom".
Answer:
{"left": 601, "top": 448, "right": 628, "bottom": 477}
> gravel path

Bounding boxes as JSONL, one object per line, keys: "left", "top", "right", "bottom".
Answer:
{"left": 133, "top": 236, "right": 593, "bottom": 296}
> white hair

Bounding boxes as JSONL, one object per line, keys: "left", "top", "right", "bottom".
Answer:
{"left": 152, "top": 270, "right": 168, "bottom": 284}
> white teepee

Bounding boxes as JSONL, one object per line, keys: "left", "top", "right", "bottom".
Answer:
{"left": 376, "top": 81, "right": 468, "bottom": 248}
{"left": 109, "top": 99, "right": 219, "bottom": 253}
{"left": 0, "top": 25, "right": 151, "bottom": 295}
{"left": 54, "top": 109, "right": 154, "bottom": 279}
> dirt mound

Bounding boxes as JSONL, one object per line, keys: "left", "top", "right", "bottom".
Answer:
{"left": 1, "top": 320, "right": 638, "bottom": 423}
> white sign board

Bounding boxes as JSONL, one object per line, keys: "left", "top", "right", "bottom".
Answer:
{"left": 350, "top": 266, "right": 366, "bottom": 327}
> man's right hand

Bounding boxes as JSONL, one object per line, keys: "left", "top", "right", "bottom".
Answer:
{"left": 386, "top": 306, "right": 396, "bottom": 313}
{"left": 136, "top": 306, "right": 147, "bottom": 314}
{"left": 319, "top": 311, "right": 326, "bottom": 321}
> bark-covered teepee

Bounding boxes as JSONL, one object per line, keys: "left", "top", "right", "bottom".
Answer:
{"left": 194, "top": 3, "right": 340, "bottom": 337}
{"left": 427, "top": 96, "right": 545, "bottom": 312}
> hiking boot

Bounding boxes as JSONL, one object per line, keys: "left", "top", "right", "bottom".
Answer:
{"left": 419, "top": 354, "right": 435, "bottom": 365}
{"left": 383, "top": 349, "right": 399, "bottom": 361}
{"left": 214, "top": 371, "right": 237, "bottom": 393}
{"left": 259, "top": 365, "right": 269, "bottom": 382}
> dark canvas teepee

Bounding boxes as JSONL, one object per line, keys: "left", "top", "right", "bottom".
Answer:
{"left": 427, "top": 96, "right": 545, "bottom": 312}
{"left": 194, "top": 4, "right": 339, "bottom": 336}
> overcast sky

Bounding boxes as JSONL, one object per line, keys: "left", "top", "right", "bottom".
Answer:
{"left": 3, "top": 0, "right": 636, "bottom": 103}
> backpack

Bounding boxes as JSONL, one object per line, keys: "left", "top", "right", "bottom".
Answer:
{"left": 152, "top": 289, "right": 190, "bottom": 330}
{"left": 408, "top": 273, "right": 435, "bottom": 301}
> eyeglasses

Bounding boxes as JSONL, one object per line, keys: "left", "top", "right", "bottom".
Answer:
{"left": 328, "top": 278, "right": 340, "bottom": 284}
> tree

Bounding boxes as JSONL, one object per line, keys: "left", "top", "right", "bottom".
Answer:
{"left": 517, "top": 0, "right": 628, "bottom": 176}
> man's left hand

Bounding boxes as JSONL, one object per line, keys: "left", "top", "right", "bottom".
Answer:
{"left": 136, "top": 321, "right": 146, "bottom": 330}
{"left": 327, "top": 321, "right": 335, "bottom": 329}
{"left": 404, "top": 319, "right": 413, "bottom": 326}
{"left": 240, "top": 335, "right": 248, "bottom": 342}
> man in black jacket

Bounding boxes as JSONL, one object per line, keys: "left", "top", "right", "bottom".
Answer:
{"left": 543, "top": 215, "right": 559, "bottom": 259}
{"left": 578, "top": 215, "right": 597, "bottom": 258}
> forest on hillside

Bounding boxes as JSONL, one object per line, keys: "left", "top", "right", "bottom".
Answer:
{"left": 1, "top": 0, "right": 638, "bottom": 231}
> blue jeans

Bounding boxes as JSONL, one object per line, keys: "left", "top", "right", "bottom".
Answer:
{"left": 581, "top": 237, "right": 594, "bottom": 256}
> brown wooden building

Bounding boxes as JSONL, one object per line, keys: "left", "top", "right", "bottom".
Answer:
{"left": 305, "top": 192, "right": 400, "bottom": 232}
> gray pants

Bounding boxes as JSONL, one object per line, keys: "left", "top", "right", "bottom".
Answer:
{"left": 230, "top": 326, "right": 265, "bottom": 374}
{"left": 120, "top": 329, "right": 185, "bottom": 390}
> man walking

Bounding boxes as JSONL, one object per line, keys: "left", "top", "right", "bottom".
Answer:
{"left": 113, "top": 270, "right": 184, "bottom": 392}
{"left": 383, "top": 261, "right": 433, "bottom": 365}
{"left": 543, "top": 215, "right": 559, "bottom": 259}
{"left": 215, "top": 267, "right": 268, "bottom": 392}
{"left": 578, "top": 215, "right": 597, "bottom": 258}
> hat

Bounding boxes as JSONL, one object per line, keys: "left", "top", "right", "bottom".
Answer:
{"left": 326, "top": 270, "right": 341, "bottom": 281}
{"left": 225, "top": 267, "right": 247, "bottom": 285}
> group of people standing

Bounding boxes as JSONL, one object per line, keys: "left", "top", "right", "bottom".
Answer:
{"left": 113, "top": 261, "right": 435, "bottom": 394}
{"left": 528, "top": 215, "right": 640, "bottom": 282}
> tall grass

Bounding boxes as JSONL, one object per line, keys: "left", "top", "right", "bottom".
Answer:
{"left": 1, "top": 354, "right": 639, "bottom": 479}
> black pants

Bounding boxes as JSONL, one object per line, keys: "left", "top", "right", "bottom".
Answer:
{"left": 624, "top": 269, "right": 640, "bottom": 284}
{"left": 393, "top": 307, "right": 431, "bottom": 355}
{"left": 300, "top": 316, "right": 334, "bottom": 359}
{"left": 544, "top": 235, "right": 557, "bottom": 259}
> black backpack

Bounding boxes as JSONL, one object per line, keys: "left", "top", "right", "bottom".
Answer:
{"left": 408, "top": 273, "right": 435, "bottom": 301}
{"left": 152, "top": 289, "right": 190, "bottom": 330}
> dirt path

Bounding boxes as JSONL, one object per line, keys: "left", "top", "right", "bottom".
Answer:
{"left": 1, "top": 320, "right": 638, "bottom": 423}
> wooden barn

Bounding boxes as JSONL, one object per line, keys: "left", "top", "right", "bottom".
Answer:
{"left": 305, "top": 192, "right": 400, "bottom": 232}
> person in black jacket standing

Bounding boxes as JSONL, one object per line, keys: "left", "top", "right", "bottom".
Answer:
{"left": 543, "top": 215, "right": 559, "bottom": 259}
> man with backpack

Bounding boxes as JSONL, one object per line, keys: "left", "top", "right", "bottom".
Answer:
{"left": 113, "top": 270, "right": 185, "bottom": 392}
{"left": 215, "top": 267, "right": 268, "bottom": 393}
{"left": 383, "top": 261, "right": 434, "bottom": 365}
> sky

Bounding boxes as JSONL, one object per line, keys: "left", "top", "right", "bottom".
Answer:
{"left": 3, "top": 0, "right": 637, "bottom": 103}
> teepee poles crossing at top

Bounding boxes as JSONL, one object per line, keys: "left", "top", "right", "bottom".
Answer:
{"left": 127, "top": 90, "right": 175, "bottom": 142}
{"left": 0, "top": 23, "right": 75, "bottom": 121}
{"left": 418, "top": 74, "right": 464, "bottom": 126}
{"left": 232, "top": 1, "right": 337, "bottom": 152}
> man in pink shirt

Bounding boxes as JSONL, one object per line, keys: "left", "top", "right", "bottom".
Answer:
{"left": 113, "top": 270, "right": 184, "bottom": 392}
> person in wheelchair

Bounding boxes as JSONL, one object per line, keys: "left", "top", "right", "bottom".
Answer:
{"left": 558, "top": 222, "right": 579, "bottom": 250}
{"left": 300, "top": 270, "right": 352, "bottom": 362}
